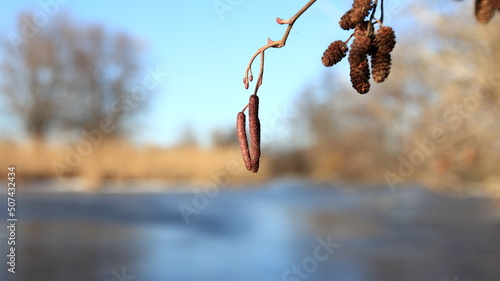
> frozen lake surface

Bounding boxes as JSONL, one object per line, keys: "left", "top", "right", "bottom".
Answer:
{"left": 1, "top": 181, "right": 499, "bottom": 281}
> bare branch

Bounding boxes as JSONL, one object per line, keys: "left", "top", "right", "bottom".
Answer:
{"left": 243, "top": 0, "right": 317, "bottom": 95}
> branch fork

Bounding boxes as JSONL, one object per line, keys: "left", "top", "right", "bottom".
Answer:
{"left": 242, "top": 0, "right": 317, "bottom": 95}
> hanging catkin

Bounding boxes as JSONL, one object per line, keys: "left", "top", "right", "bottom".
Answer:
{"left": 236, "top": 112, "right": 252, "bottom": 171}
{"left": 249, "top": 94, "right": 261, "bottom": 173}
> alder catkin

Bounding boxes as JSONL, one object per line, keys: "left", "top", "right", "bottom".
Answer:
{"left": 322, "top": 40, "right": 349, "bottom": 67}
{"left": 237, "top": 112, "right": 252, "bottom": 171}
{"left": 475, "top": 0, "right": 495, "bottom": 23}
{"left": 248, "top": 94, "right": 261, "bottom": 173}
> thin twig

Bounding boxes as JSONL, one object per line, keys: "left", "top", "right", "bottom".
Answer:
{"left": 345, "top": 33, "right": 355, "bottom": 44}
{"left": 243, "top": 0, "right": 317, "bottom": 94}
{"left": 241, "top": 103, "right": 249, "bottom": 113}
{"left": 368, "top": 0, "right": 379, "bottom": 35}
{"left": 380, "top": 0, "right": 384, "bottom": 23}
{"left": 279, "top": 0, "right": 317, "bottom": 47}
{"left": 369, "top": 0, "right": 379, "bottom": 22}
{"left": 253, "top": 50, "right": 265, "bottom": 95}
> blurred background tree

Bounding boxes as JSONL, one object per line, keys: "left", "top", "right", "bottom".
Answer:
{"left": 0, "top": 13, "right": 146, "bottom": 142}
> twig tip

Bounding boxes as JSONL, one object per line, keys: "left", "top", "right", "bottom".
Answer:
{"left": 276, "top": 17, "right": 290, "bottom": 25}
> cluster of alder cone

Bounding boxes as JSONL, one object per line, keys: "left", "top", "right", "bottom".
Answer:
{"left": 475, "top": 0, "right": 500, "bottom": 23}
{"left": 321, "top": 0, "right": 396, "bottom": 94}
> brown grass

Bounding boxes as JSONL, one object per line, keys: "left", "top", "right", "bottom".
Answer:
{"left": 0, "top": 139, "right": 271, "bottom": 190}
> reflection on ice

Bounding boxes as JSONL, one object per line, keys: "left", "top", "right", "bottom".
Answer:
{"left": 1, "top": 182, "right": 499, "bottom": 281}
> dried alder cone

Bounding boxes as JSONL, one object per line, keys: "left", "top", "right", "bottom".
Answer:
{"left": 322, "top": 40, "right": 348, "bottom": 67}
{"left": 348, "top": 23, "right": 372, "bottom": 94}
{"left": 323, "top": 0, "right": 397, "bottom": 94}
{"left": 371, "top": 52, "right": 391, "bottom": 83}
{"left": 475, "top": 0, "right": 500, "bottom": 23}
{"left": 339, "top": 0, "right": 373, "bottom": 30}
{"left": 371, "top": 26, "right": 396, "bottom": 83}
{"left": 373, "top": 26, "right": 396, "bottom": 55}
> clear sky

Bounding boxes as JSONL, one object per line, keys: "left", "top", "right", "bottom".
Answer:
{"left": 0, "top": 0, "right": 413, "bottom": 147}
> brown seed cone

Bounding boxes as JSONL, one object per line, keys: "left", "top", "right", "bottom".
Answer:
{"left": 374, "top": 26, "right": 396, "bottom": 55}
{"left": 354, "top": 23, "right": 373, "bottom": 53}
{"left": 349, "top": 25, "right": 371, "bottom": 94}
{"left": 354, "top": 20, "right": 370, "bottom": 34}
{"left": 249, "top": 95, "right": 260, "bottom": 173}
{"left": 350, "top": 58, "right": 371, "bottom": 94}
{"left": 349, "top": 41, "right": 370, "bottom": 94}
{"left": 237, "top": 112, "right": 252, "bottom": 171}
{"left": 339, "top": 0, "right": 373, "bottom": 30}
{"left": 322, "top": 40, "right": 348, "bottom": 67}
{"left": 371, "top": 52, "right": 392, "bottom": 83}
{"left": 475, "top": 0, "right": 495, "bottom": 23}
{"left": 339, "top": 10, "right": 356, "bottom": 30}
{"left": 350, "top": 0, "right": 373, "bottom": 26}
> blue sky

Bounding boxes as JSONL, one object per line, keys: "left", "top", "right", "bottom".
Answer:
{"left": 0, "top": 0, "right": 414, "bottom": 147}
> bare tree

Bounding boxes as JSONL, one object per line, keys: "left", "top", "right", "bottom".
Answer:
{"left": 1, "top": 13, "right": 147, "bottom": 141}
{"left": 1, "top": 13, "right": 65, "bottom": 140}
{"left": 61, "top": 22, "right": 144, "bottom": 136}
{"left": 211, "top": 127, "right": 238, "bottom": 148}
{"left": 398, "top": 2, "right": 500, "bottom": 192}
